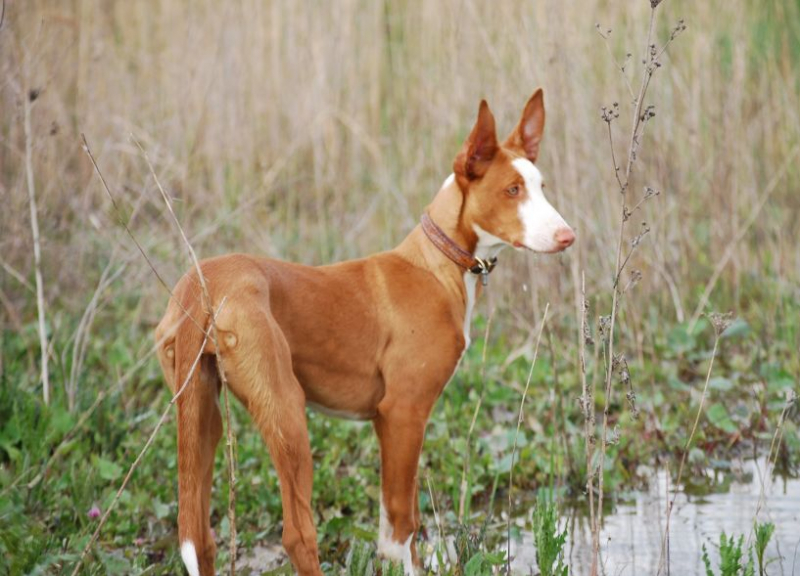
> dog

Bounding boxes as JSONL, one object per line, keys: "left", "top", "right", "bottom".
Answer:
{"left": 155, "top": 88, "right": 574, "bottom": 576}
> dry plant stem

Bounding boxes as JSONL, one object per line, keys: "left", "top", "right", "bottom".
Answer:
{"left": 69, "top": 309, "right": 219, "bottom": 576}
{"left": 67, "top": 259, "right": 127, "bottom": 411}
{"left": 687, "top": 144, "right": 800, "bottom": 330}
{"left": 655, "top": 335, "right": 720, "bottom": 576}
{"left": 84, "top": 134, "right": 237, "bottom": 570}
{"left": 506, "top": 303, "right": 549, "bottom": 575}
{"left": 24, "top": 93, "right": 50, "bottom": 405}
{"left": 133, "top": 134, "right": 238, "bottom": 574}
{"left": 458, "top": 309, "right": 494, "bottom": 523}
{"left": 426, "top": 473, "right": 450, "bottom": 567}
{"left": 746, "top": 391, "right": 796, "bottom": 547}
{"left": 592, "top": 6, "right": 660, "bottom": 571}
{"left": 25, "top": 332, "right": 173, "bottom": 490}
{"left": 0, "top": 256, "right": 35, "bottom": 293}
{"left": 577, "top": 273, "right": 596, "bottom": 538}
{"left": 81, "top": 134, "right": 207, "bottom": 335}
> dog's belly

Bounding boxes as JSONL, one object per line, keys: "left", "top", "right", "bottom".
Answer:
{"left": 294, "top": 360, "right": 384, "bottom": 420}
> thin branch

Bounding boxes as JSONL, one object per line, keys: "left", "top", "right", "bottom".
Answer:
{"left": 24, "top": 88, "right": 50, "bottom": 404}
{"left": 81, "top": 134, "right": 207, "bottom": 335}
{"left": 133, "top": 134, "right": 239, "bottom": 574}
{"left": 687, "top": 144, "right": 800, "bottom": 330}
{"left": 0, "top": 256, "right": 35, "bottom": 293}
{"left": 592, "top": 5, "right": 665, "bottom": 572}
{"left": 25, "top": 327, "right": 187, "bottom": 490}
{"left": 656, "top": 332, "right": 721, "bottom": 575}
{"left": 458, "top": 308, "right": 494, "bottom": 523}
{"left": 69, "top": 302, "right": 224, "bottom": 576}
{"left": 506, "top": 303, "right": 549, "bottom": 575}
{"left": 746, "top": 390, "right": 796, "bottom": 548}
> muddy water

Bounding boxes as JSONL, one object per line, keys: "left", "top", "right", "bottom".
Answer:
{"left": 510, "top": 458, "right": 800, "bottom": 575}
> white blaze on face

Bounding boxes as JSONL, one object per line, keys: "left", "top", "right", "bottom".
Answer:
{"left": 512, "top": 158, "right": 570, "bottom": 252}
{"left": 180, "top": 541, "right": 200, "bottom": 576}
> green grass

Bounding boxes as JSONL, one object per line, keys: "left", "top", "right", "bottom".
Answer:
{"left": 2, "top": 1, "right": 800, "bottom": 574}
{"left": 1, "top": 286, "right": 797, "bottom": 574}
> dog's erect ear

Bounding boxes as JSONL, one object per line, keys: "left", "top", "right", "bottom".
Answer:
{"left": 454, "top": 100, "right": 499, "bottom": 181}
{"left": 504, "top": 88, "right": 545, "bottom": 163}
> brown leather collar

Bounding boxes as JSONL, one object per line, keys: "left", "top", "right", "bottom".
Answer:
{"left": 420, "top": 213, "right": 498, "bottom": 286}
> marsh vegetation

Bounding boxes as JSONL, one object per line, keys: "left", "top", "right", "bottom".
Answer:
{"left": 1, "top": 0, "right": 799, "bottom": 574}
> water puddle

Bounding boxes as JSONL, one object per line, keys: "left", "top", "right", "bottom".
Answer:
{"left": 510, "top": 458, "right": 800, "bottom": 574}
{"left": 237, "top": 458, "right": 800, "bottom": 574}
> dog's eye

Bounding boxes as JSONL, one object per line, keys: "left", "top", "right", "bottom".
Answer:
{"left": 506, "top": 185, "right": 520, "bottom": 197}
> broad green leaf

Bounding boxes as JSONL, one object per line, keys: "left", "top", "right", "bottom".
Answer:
{"left": 96, "top": 456, "right": 123, "bottom": 481}
{"left": 706, "top": 403, "right": 738, "bottom": 434}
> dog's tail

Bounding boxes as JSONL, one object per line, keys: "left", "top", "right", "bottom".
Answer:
{"left": 156, "top": 277, "right": 222, "bottom": 576}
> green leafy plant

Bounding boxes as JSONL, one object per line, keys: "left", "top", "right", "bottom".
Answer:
{"left": 753, "top": 522, "right": 775, "bottom": 576}
{"left": 701, "top": 532, "right": 754, "bottom": 576}
{"left": 532, "top": 497, "right": 568, "bottom": 576}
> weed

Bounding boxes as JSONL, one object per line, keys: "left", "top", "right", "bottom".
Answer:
{"left": 532, "top": 497, "right": 568, "bottom": 576}
{"left": 752, "top": 522, "right": 775, "bottom": 576}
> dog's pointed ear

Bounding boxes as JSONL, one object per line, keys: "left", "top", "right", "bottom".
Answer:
{"left": 504, "top": 88, "right": 545, "bottom": 163}
{"left": 454, "top": 100, "right": 499, "bottom": 181}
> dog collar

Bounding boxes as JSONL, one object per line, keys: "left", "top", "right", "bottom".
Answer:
{"left": 420, "top": 213, "right": 498, "bottom": 286}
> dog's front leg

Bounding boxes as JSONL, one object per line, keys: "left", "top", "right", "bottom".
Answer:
{"left": 373, "top": 407, "right": 428, "bottom": 575}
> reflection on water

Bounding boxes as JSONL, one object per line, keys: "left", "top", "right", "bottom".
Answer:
{"left": 510, "top": 458, "right": 800, "bottom": 575}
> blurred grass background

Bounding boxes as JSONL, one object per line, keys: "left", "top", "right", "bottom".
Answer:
{"left": 1, "top": 0, "right": 800, "bottom": 574}
{"left": 2, "top": 0, "right": 799, "bottom": 326}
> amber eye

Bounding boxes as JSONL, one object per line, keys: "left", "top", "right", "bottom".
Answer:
{"left": 506, "top": 185, "right": 520, "bottom": 197}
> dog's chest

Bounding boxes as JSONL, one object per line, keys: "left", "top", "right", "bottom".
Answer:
{"left": 462, "top": 272, "right": 478, "bottom": 350}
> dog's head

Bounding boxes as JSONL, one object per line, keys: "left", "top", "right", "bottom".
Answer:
{"left": 453, "top": 89, "right": 575, "bottom": 254}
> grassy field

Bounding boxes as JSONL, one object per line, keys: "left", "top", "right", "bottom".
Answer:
{"left": 1, "top": 0, "right": 799, "bottom": 574}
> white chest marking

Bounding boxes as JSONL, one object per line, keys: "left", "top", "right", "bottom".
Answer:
{"left": 462, "top": 272, "right": 477, "bottom": 350}
{"left": 461, "top": 225, "right": 506, "bottom": 350}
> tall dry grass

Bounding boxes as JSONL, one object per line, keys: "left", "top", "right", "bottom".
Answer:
{"left": 1, "top": 0, "right": 799, "bottom": 394}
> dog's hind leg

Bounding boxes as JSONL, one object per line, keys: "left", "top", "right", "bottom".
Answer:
{"left": 222, "top": 307, "right": 322, "bottom": 576}
{"left": 175, "top": 353, "right": 223, "bottom": 576}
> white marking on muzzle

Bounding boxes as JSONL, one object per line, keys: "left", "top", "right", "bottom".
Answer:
{"left": 180, "top": 540, "right": 200, "bottom": 576}
{"left": 512, "top": 158, "right": 570, "bottom": 252}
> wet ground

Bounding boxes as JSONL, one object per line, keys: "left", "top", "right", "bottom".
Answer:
{"left": 511, "top": 458, "right": 800, "bottom": 575}
{"left": 238, "top": 458, "right": 800, "bottom": 574}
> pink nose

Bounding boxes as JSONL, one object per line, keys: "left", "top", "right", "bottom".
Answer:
{"left": 554, "top": 227, "right": 575, "bottom": 249}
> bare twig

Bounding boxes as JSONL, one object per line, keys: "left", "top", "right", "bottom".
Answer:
{"left": 591, "top": 4, "right": 677, "bottom": 572}
{"left": 656, "top": 313, "right": 730, "bottom": 575}
{"left": 506, "top": 303, "right": 549, "bottom": 575}
{"left": 25, "top": 331, "right": 174, "bottom": 490}
{"left": 746, "top": 389, "right": 796, "bottom": 547}
{"left": 133, "top": 134, "right": 238, "bottom": 574}
{"left": 24, "top": 87, "right": 50, "bottom": 404}
{"left": 66, "top": 259, "right": 127, "bottom": 411}
{"left": 69, "top": 302, "right": 223, "bottom": 576}
{"left": 458, "top": 308, "right": 494, "bottom": 523}
{"left": 687, "top": 144, "right": 800, "bottom": 330}
{"left": 0, "top": 256, "right": 35, "bottom": 293}
{"left": 426, "top": 473, "right": 450, "bottom": 568}
{"left": 81, "top": 134, "right": 207, "bottom": 335}
{"left": 576, "top": 272, "right": 597, "bottom": 538}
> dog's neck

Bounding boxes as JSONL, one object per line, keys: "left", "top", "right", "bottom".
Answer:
{"left": 425, "top": 175, "right": 477, "bottom": 255}
{"left": 396, "top": 175, "right": 506, "bottom": 304}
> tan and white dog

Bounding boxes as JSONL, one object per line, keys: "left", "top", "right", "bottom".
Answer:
{"left": 155, "top": 88, "right": 574, "bottom": 576}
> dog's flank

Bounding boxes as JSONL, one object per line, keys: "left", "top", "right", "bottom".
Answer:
{"left": 155, "top": 88, "right": 574, "bottom": 575}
